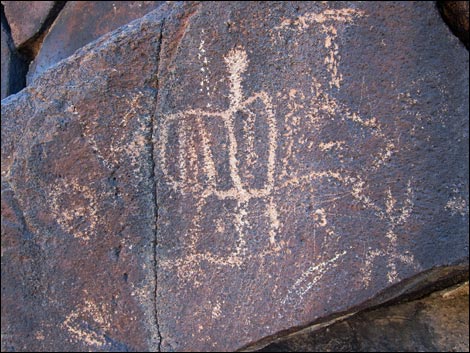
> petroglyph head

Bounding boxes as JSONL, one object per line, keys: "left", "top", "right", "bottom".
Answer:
{"left": 224, "top": 47, "right": 248, "bottom": 77}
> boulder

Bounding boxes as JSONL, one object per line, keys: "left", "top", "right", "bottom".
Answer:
{"left": 1, "top": 2, "right": 469, "bottom": 352}
{"left": 1, "top": 9, "right": 27, "bottom": 99}
{"left": 1, "top": 1, "right": 62, "bottom": 49}
{"left": 438, "top": 1, "right": 469, "bottom": 49}
{"left": 27, "top": 1, "right": 164, "bottom": 84}
{"left": 259, "top": 282, "right": 469, "bottom": 352}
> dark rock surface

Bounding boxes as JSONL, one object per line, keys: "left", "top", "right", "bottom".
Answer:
{"left": 1, "top": 1, "right": 469, "bottom": 352}
{"left": 27, "top": 1, "right": 164, "bottom": 85}
{"left": 258, "top": 282, "right": 469, "bottom": 352}
{"left": 1, "top": 6, "right": 169, "bottom": 351}
{"left": 438, "top": 1, "right": 469, "bottom": 49}
{"left": 1, "top": 7, "right": 27, "bottom": 99}
{"left": 155, "top": 2, "right": 468, "bottom": 351}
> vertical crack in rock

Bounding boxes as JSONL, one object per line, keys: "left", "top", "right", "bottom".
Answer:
{"left": 152, "top": 18, "right": 165, "bottom": 353}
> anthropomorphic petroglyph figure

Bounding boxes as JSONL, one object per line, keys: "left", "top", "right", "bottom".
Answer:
{"left": 160, "top": 48, "right": 280, "bottom": 269}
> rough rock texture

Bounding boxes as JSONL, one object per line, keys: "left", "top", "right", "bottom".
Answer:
{"left": 1, "top": 1, "right": 469, "bottom": 352}
{"left": 258, "top": 282, "right": 469, "bottom": 352}
{"left": 27, "top": 1, "right": 164, "bottom": 85}
{"left": 1, "top": 7, "right": 27, "bottom": 99}
{"left": 1, "top": 1, "right": 64, "bottom": 51}
{"left": 155, "top": 2, "right": 469, "bottom": 351}
{"left": 438, "top": 1, "right": 469, "bottom": 49}
{"left": 1, "top": 6, "right": 169, "bottom": 351}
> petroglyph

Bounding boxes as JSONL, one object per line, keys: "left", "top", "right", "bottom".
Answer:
{"left": 282, "top": 250, "right": 347, "bottom": 306}
{"left": 49, "top": 177, "right": 100, "bottom": 242}
{"left": 275, "top": 8, "right": 366, "bottom": 89}
{"left": 212, "top": 301, "right": 222, "bottom": 320}
{"left": 62, "top": 297, "right": 111, "bottom": 347}
{"left": 160, "top": 47, "right": 281, "bottom": 272}
{"left": 159, "top": 7, "right": 417, "bottom": 294}
{"left": 45, "top": 92, "right": 153, "bottom": 242}
{"left": 446, "top": 195, "right": 469, "bottom": 217}
{"left": 361, "top": 180, "right": 418, "bottom": 286}
{"left": 78, "top": 91, "right": 152, "bottom": 176}
{"left": 198, "top": 29, "right": 213, "bottom": 107}
{"left": 319, "top": 141, "right": 345, "bottom": 152}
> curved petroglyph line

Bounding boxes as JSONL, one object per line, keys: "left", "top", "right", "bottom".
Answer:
{"left": 281, "top": 250, "right": 347, "bottom": 306}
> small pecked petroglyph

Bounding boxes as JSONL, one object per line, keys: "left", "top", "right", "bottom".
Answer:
{"left": 62, "top": 297, "right": 111, "bottom": 347}
{"left": 361, "top": 180, "right": 418, "bottom": 286}
{"left": 211, "top": 301, "right": 222, "bottom": 319}
{"left": 319, "top": 140, "right": 345, "bottom": 152}
{"left": 49, "top": 177, "right": 99, "bottom": 242}
{"left": 313, "top": 208, "right": 328, "bottom": 227}
{"left": 446, "top": 196, "right": 469, "bottom": 217}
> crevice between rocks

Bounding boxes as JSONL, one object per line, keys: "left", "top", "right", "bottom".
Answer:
{"left": 241, "top": 262, "right": 469, "bottom": 352}
{"left": 16, "top": 1, "right": 67, "bottom": 63}
{"left": 1, "top": 1, "right": 66, "bottom": 97}
{"left": 1, "top": 3, "right": 27, "bottom": 97}
{"left": 151, "top": 17, "right": 166, "bottom": 353}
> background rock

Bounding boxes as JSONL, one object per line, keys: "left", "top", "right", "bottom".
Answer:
{"left": 1, "top": 1, "right": 469, "bottom": 352}
{"left": 27, "top": 1, "right": 164, "bottom": 85}
{"left": 1, "top": 1, "right": 65, "bottom": 52}
{"left": 438, "top": 1, "right": 469, "bottom": 49}
{"left": 1, "top": 6, "right": 27, "bottom": 99}
{"left": 258, "top": 282, "right": 469, "bottom": 352}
